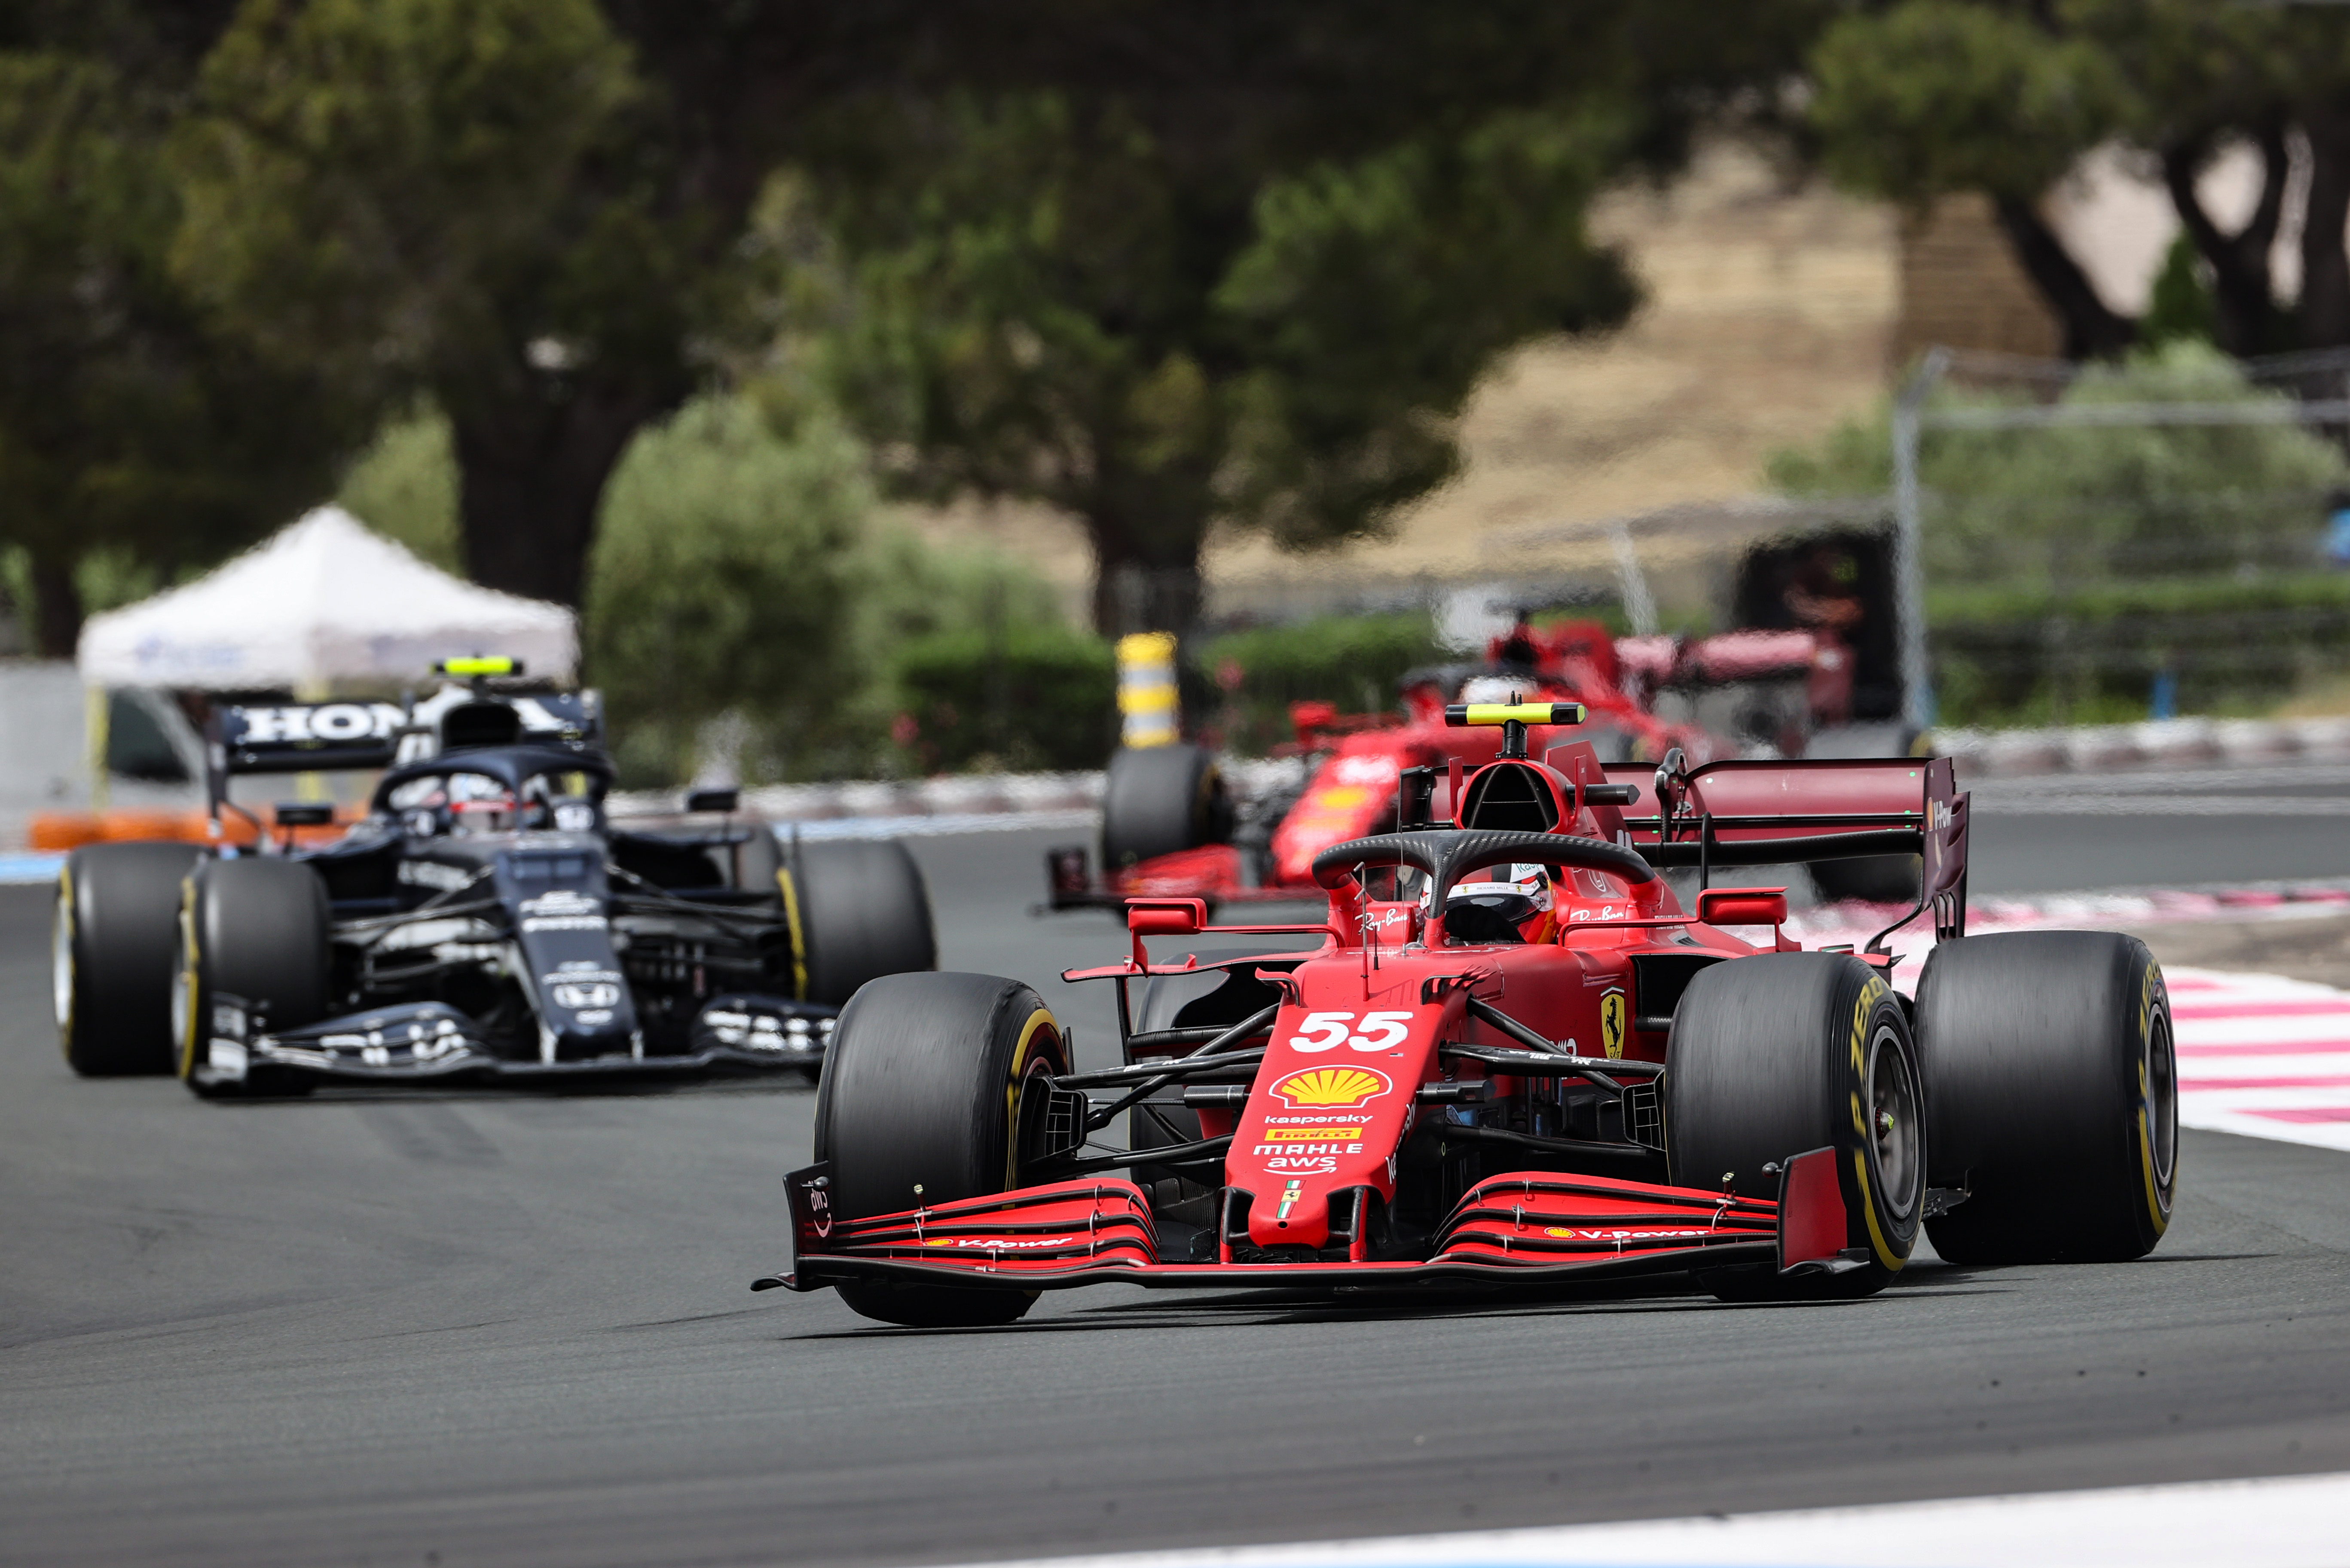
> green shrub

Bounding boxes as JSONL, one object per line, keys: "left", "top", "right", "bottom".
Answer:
{"left": 337, "top": 409, "right": 463, "bottom": 572}
{"left": 588, "top": 397, "right": 874, "bottom": 785}
{"left": 337, "top": 394, "right": 1074, "bottom": 784}
{"left": 1772, "top": 341, "right": 2346, "bottom": 586}
{"left": 893, "top": 625, "right": 1115, "bottom": 772}
{"left": 1193, "top": 610, "right": 1443, "bottom": 753}
{"left": 1929, "top": 571, "right": 2350, "bottom": 726}
{"left": 1772, "top": 341, "right": 2350, "bottom": 723}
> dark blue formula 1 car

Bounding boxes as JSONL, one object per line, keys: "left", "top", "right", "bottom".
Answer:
{"left": 54, "top": 663, "right": 935, "bottom": 1096}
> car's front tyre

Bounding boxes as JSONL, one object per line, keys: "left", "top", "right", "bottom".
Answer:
{"left": 815, "top": 971, "right": 1070, "bottom": 1327}
{"left": 1666, "top": 952, "right": 1925, "bottom": 1301}
{"left": 175, "top": 857, "right": 332, "bottom": 1099}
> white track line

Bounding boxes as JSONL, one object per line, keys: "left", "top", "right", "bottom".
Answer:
{"left": 942, "top": 1469, "right": 2350, "bottom": 1568}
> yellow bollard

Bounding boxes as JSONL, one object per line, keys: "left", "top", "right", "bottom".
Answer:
{"left": 1115, "top": 632, "right": 1180, "bottom": 749}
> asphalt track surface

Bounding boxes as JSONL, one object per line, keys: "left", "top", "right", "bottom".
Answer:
{"left": 9, "top": 782, "right": 2350, "bottom": 1568}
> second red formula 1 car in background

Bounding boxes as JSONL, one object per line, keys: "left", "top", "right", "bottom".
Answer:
{"left": 765, "top": 703, "right": 2177, "bottom": 1327}
{"left": 1047, "top": 609, "right": 1883, "bottom": 914}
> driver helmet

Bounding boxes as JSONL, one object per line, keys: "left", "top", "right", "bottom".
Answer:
{"left": 445, "top": 771, "right": 517, "bottom": 834}
{"left": 1442, "top": 862, "right": 1555, "bottom": 945}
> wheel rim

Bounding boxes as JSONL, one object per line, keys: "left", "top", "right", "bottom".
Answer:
{"left": 51, "top": 898, "right": 74, "bottom": 1034}
{"left": 2147, "top": 1007, "right": 2178, "bottom": 1191}
{"left": 1864, "top": 1022, "right": 1922, "bottom": 1221}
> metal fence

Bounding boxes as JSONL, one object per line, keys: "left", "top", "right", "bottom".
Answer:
{"left": 1895, "top": 345, "right": 2350, "bottom": 729}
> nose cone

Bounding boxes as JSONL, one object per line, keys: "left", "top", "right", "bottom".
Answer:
{"left": 540, "top": 969, "right": 635, "bottom": 1059}
{"left": 1246, "top": 1177, "right": 1333, "bottom": 1251}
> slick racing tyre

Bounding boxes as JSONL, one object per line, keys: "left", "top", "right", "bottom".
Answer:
{"left": 1914, "top": 931, "right": 2176, "bottom": 1264}
{"left": 815, "top": 972, "right": 1072, "bottom": 1327}
{"left": 1667, "top": 952, "right": 1925, "bottom": 1301}
{"left": 174, "top": 857, "right": 332, "bottom": 1099}
{"left": 1100, "top": 743, "right": 1231, "bottom": 871}
{"left": 55, "top": 842, "right": 203, "bottom": 1076}
{"left": 783, "top": 838, "right": 937, "bottom": 1007}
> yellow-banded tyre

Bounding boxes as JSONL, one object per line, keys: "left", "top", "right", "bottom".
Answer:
{"left": 55, "top": 842, "right": 203, "bottom": 1076}
{"left": 1916, "top": 931, "right": 2176, "bottom": 1264}
{"left": 1666, "top": 952, "right": 1924, "bottom": 1302}
{"left": 782, "top": 838, "right": 937, "bottom": 1008}
{"left": 174, "top": 857, "right": 331, "bottom": 1099}
{"left": 813, "top": 972, "right": 1070, "bottom": 1327}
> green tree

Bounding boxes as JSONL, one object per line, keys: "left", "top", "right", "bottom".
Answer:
{"left": 163, "top": 0, "right": 1146, "bottom": 614}
{"left": 1770, "top": 341, "right": 2347, "bottom": 584}
{"left": 0, "top": 43, "right": 358, "bottom": 654}
{"left": 2142, "top": 235, "right": 2218, "bottom": 348}
{"left": 171, "top": 0, "right": 681, "bottom": 610}
{"left": 806, "top": 95, "right": 1640, "bottom": 635}
{"left": 1809, "top": 0, "right": 2350, "bottom": 360}
{"left": 789, "top": 4, "right": 1833, "bottom": 635}
{"left": 1809, "top": 0, "right": 2132, "bottom": 359}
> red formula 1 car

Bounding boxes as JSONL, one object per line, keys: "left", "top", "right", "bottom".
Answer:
{"left": 763, "top": 705, "right": 2178, "bottom": 1327}
{"left": 1051, "top": 620, "right": 1717, "bottom": 914}
{"left": 1048, "top": 614, "right": 1882, "bottom": 916}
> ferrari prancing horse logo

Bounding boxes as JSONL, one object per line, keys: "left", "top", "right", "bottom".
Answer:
{"left": 1600, "top": 991, "right": 1626, "bottom": 1059}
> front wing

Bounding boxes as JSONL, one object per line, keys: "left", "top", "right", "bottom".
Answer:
{"left": 189, "top": 994, "right": 833, "bottom": 1090}
{"left": 755, "top": 1153, "right": 1858, "bottom": 1295}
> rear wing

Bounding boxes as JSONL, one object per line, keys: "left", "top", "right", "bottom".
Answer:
{"left": 1604, "top": 755, "right": 1968, "bottom": 940}
{"left": 210, "top": 702, "right": 409, "bottom": 778}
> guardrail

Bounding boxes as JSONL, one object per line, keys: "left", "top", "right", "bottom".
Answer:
{"left": 1932, "top": 715, "right": 2350, "bottom": 778}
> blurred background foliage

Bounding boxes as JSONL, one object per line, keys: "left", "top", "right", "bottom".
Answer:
{"left": 1190, "top": 613, "right": 1447, "bottom": 757}
{"left": 0, "top": 0, "right": 1839, "bottom": 782}
{"left": 336, "top": 393, "right": 1076, "bottom": 784}
{"left": 1771, "top": 342, "right": 2350, "bottom": 726}
{"left": 20, "top": 2, "right": 2350, "bottom": 775}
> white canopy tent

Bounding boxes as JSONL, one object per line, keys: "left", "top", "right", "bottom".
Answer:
{"left": 77, "top": 506, "right": 577, "bottom": 691}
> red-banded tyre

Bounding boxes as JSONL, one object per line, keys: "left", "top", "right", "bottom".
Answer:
{"left": 55, "top": 842, "right": 203, "bottom": 1076}
{"left": 814, "top": 972, "right": 1072, "bottom": 1327}
{"left": 1915, "top": 931, "right": 2176, "bottom": 1264}
{"left": 1100, "top": 743, "right": 1230, "bottom": 872}
{"left": 173, "top": 857, "right": 331, "bottom": 1099}
{"left": 1666, "top": 952, "right": 1925, "bottom": 1301}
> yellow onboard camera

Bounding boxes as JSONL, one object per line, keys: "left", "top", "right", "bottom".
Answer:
{"left": 1442, "top": 702, "right": 1585, "bottom": 728}
{"left": 435, "top": 655, "right": 521, "bottom": 678}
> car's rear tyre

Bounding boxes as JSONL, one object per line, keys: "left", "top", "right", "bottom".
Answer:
{"left": 784, "top": 837, "right": 937, "bottom": 1007}
{"left": 1666, "top": 952, "right": 1924, "bottom": 1302}
{"left": 1100, "top": 743, "right": 1230, "bottom": 872}
{"left": 55, "top": 842, "right": 203, "bottom": 1076}
{"left": 815, "top": 972, "right": 1071, "bottom": 1327}
{"left": 1915, "top": 930, "right": 2176, "bottom": 1264}
{"left": 174, "top": 857, "right": 332, "bottom": 1099}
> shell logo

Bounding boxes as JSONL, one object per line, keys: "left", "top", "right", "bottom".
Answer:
{"left": 1269, "top": 1065, "right": 1392, "bottom": 1109}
